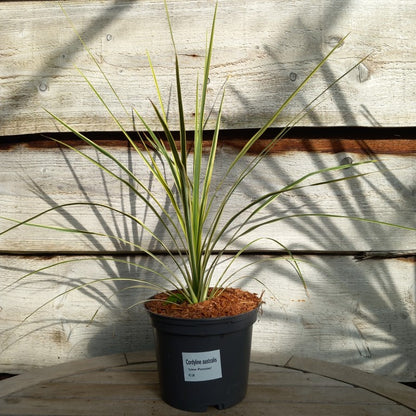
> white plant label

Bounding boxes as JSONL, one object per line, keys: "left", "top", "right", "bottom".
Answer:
{"left": 182, "top": 349, "right": 222, "bottom": 382}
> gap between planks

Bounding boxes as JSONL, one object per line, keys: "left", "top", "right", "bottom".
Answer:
{"left": 1, "top": 350, "right": 415, "bottom": 413}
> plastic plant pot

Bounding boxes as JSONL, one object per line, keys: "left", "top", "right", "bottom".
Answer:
{"left": 147, "top": 307, "right": 259, "bottom": 412}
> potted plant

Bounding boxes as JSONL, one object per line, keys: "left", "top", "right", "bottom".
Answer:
{"left": 2, "top": 1, "right": 414, "bottom": 412}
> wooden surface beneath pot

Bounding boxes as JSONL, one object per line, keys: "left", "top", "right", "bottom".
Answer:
{"left": 0, "top": 351, "right": 415, "bottom": 415}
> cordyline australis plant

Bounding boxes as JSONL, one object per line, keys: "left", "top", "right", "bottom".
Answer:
{"left": 1, "top": 2, "right": 414, "bottom": 316}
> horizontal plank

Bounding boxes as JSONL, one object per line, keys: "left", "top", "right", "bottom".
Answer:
{"left": 1, "top": 137, "right": 415, "bottom": 252}
{"left": 0, "top": 400, "right": 412, "bottom": 416}
{"left": 1, "top": 0, "right": 416, "bottom": 135}
{"left": 0, "top": 357, "right": 414, "bottom": 416}
{"left": 0, "top": 353, "right": 128, "bottom": 399}
{"left": 0, "top": 353, "right": 344, "bottom": 399}
{"left": 60, "top": 365, "right": 349, "bottom": 387}
{"left": 286, "top": 356, "right": 416, "bottom": 411}
{"left": 1, "top": 254, "right": 415, "bottom": 380}
{"left": 19, "top": 383, "right": 393, "bottom": 405}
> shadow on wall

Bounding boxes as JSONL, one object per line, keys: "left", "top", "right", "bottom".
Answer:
{"left": 0, "top": 2, "right": 136, "bottom": 133}
{"left": 0, "top": 0, "right": 415, "bottom": 381}
{"left": 223, "top": 0, "right": 360, "bottom": 128}
{"left": 0, "top": 128, "right": 414, "bottom": 379}
{"left": 223, "top": 0, "right": 415, "bottom": 380}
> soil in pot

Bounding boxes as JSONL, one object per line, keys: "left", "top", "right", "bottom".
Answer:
{"left": 145, "top": 287, "right": 262, "bottom": 318}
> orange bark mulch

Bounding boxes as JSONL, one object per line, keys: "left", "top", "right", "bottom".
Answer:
{"left": 145, "top": 288, "right": 262, "bottom": 319}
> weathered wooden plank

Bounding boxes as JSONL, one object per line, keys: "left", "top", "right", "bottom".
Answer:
{"left": 60, "top": 366, "right": 350, "bottom": 387}
{"left": 1, "top": 355, "right": 415, "bottom": 416}
{"left": 0, "top": 353, "right": 127, "bottom": 399}
{"left": 286, "top": 356, "right": 416, "bottom": 411}
{"left": 124, "top": 350, "right": 156, "bottom": 365}
{"left": 1, "top": 254, "right": 415, "bottom": 380}
{"left": 0, "top": 398, "right": 413, "bottom": 416}
{"left": 58, "top": 368, "right": 159, "bottom": 385}
{"left": 1, "top": 137, "right": 415, "bottom": 252}
{"left": 14, "top": 383, "right": 394, "bottom": 404}
{"left": 1, "top": 0, "right": 416, "bottom": 135}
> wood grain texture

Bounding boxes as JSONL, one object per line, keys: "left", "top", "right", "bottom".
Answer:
{"left": 0, "top": 133, "right": 415, "bottom": 378}
{"left": 285, "top": 355, "right": 416, "bottom": 411}
{"left": 1, "top": 0, "right": 415, "bottom": 386}
{"left": 0, "top": 352, "right": 415, "bottom": 415}
{"left": 1, "top": 0, "right": 416, "bottom": 135}
{"left": 0, "top": 137, "right": 415, "bottom": 253}
{"left": 1, "top": 254, "right": 415, "bottom": 380}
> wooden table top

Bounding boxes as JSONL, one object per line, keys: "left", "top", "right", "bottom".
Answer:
{"left": 0, "top": 351, "right": 415, "bottom": 415}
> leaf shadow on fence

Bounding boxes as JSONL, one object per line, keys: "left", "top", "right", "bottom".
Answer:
{"left": 0, "top": 139, "right": 176, "bottom": 359}
{"left": 232, "top": 133, "right": 416, "bottom": 380}
{"left": 222, "top": 1, "right": 416, "bottom": 376}
{"left": 0, "top": 0, "right": 415, "bottom": 381}
{"left": 0, "top": 1, "right": 136, "bottom": 134}
{"left": 218, "top": 0, "right": 416, "bottom": 379}
{"left": 1, "top": 127, "right": 414, "bottom": 379}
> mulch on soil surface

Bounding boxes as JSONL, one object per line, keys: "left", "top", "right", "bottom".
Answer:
{"left": 145, "top": 288, "right": 262, "bottom": 319}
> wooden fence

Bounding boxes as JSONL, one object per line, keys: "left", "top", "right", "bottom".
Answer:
{"left": 0, "top": 0, "right": 415, "bottom": 381}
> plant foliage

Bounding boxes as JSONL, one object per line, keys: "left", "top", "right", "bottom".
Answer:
{"left": 2, "top": 1, "right": 414, "bottom": 314}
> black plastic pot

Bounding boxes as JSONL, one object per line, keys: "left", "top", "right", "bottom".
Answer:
{"left": 147, "top": 307, "right": 258, "bottom": 412}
